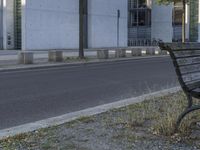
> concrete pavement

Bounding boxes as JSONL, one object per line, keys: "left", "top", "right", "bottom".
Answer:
{"left": 0, "top": 50, "right": 97, "bottom": 61}
{"left": 0, "top": 57, "right": 178, "bottom": 130}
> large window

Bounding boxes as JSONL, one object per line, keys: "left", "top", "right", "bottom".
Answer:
{"left": 189, "top": 0, "right": 199, "bottom": 42}
{"left": 172, "top": 2, "right": 183, "bottom": 42}
{"left": 173, "top": 2, "right": 183, "bottom": 26}
{"left": 128, "top": 0, "right": 151, "bottom": 46}
{"left": 128, "top": 0, "right": 151, "bottom": 27}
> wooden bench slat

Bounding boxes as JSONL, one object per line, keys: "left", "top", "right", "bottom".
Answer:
{"left": 186, "top": 80, "right": 200, "bottom": 91}
{"left": 177, "top": 62, "right": 200, "bottom": 67}
{"left": 175, "top": 54, "right": 200, "bottom": 59}
{"left": 174, "top": 50, "right": 200, "bottom": 56}
{"left": 172, "top": 48, "right": 200, "bottom": 51}
{"left": 176, "top": 57, "right": 200, "bottom": 66}
{"left": 182, "top": 72, "right": 200, "bottom": 83}
{"left": 173, "top": 50, "right": 200, "bottom": 58}
{"left": 180, "top": 64, "right": 200, "bottom": 74}
{"left": 160, "top": 43, "right": 200, "bottom": 51}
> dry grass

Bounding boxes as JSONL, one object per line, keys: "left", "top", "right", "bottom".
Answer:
{"left": 1, "top": 91, "right": 200, "bottom": 150}
{"left": 105, "top": 92, "right": 200, "bottom": 137}
{"left": 152, "top": 93, "right": 200, "bottom": 136}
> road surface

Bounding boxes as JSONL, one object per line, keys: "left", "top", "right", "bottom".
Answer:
{"left": 0, "top": 57, "right": 178, "bottom": 129}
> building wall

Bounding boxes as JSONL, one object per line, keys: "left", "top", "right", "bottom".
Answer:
{"left": 3, "top": 0, "right": 15, "bottom": 49}
{"left": 151, "top": 0, "right": 173, "bottom": 42}
{"left": 87, "top": 0, "right": 128, "bottom": 48}
{"left": 189, "top": 0, "right": 199, "bottom": 42}
{"left": 0, "top": 0, "right": 3, "bottom": 49}
{"left": 186, "top": 0, "right": 200, "bottom": 42}
{"left": 22, "top": 0, "right": 128, "bottom": 50}
{"left": 197, "top": 0, "right": 200, "bottom": 42}
{"left": 198, "top": 0, "right": 200, "bottom": 42}
{"left": 22, "top": 0, "right": 79, "bottom": 50}
{"left": 185, "top": 3, "right": 190, "bottom": 40}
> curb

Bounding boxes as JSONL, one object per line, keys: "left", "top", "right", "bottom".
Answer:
{"left": 0, "top": 55, "right": 169, "bottom": 73}
{"left": 0, "top": 86, "right": 181, "bottom": 140}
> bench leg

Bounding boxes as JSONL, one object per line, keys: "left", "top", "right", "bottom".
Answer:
{"left": 187, "top": 94, "right": 193, "bottom": 108}
{"left": 175, "top": 105, "right": 200, "bottom": 132}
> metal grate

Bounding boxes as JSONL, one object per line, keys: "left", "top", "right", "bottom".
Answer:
{"left": 14, "top": 0, "right": 22, "bottom": 49}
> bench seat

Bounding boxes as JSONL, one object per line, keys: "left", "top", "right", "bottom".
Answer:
{"left": 159, "top": 42, "right": 200, "bottom": 131}
{"left": 191, "top": 88, "right": 200, "bottom": 98}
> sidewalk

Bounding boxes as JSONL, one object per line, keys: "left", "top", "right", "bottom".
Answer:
{"left": 0, "top": 49, "right": 97, "bottom": 67}
{"left": 0, "top": 48, "right": 167, "bottom": 71}
{"left": 0, "top": 50, "right": 97, "bottom": 61}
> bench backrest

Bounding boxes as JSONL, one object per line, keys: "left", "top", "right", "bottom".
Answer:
{"left": 159, "top": 43, "right": 200, "bottom": 92}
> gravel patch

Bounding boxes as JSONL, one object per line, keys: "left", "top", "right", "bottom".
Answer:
{"left": 0, "top": 92, "right": 200, "bottom": 150}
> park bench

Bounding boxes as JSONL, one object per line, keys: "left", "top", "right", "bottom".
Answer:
{"left": 159, "top": 42, "right": 200, "bottom": 130}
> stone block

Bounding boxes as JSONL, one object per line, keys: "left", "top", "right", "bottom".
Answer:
{"left": 115, "top": 49, "right": 126, "bottom": 58}
{"left": 155, "top": 48, "right": 161, "bottom": 55}
{"left": 161, "top": 50, "right": 168, "bottom": 55}
{"left": 48, "top": 51, "right": 63, "bottom": 62}
{"left": 18, "top": 52, "right": 34, "bottom": 64}
{"left": 97, "top": 50, "right": 109, "bottom": 59}
{"left": 131, "top": 48, "right": 142, "bottom": 56}
{"left": 146, "top": 48, "right": 155, "bottom": 55}
{"left": 141, "top": 49, "right": 147, "bottom": 56}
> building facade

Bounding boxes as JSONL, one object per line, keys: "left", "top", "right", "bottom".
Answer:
{"left": 1, "top": 0, "right": 128, "bottom": 50}
{"left": 128, "top": 0, "right": 183, "bottom": 46}
{"left": 186, "top": 0, "right": 199, "bottom": 42}
{"left": 0, "top": 0, "right": 199, "bottom": 50}
{"left": 0, "top": 0, "right": 3, "bottom": 49}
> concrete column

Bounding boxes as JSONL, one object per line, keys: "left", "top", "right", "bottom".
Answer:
{"left": 21, "top": 0, "right": 26, "bottom": 51}
{"left": 198, "top": 0, "right": 200, "bottom": 42}
{"left": 151, "top": 0, "right": 173, "bottom": 42}
{"left": 185, "top": 3, "right": 190, "bottom": 41}
{"left": 3, "top": 0, "right": 14, "bottom": 50}
{"left": 3, "top": 0, "right": 6, "bottom": 49}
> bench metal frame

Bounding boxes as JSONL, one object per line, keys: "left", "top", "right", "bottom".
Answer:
{"left": 159, "top": 42, "right": 200, "bottom": 131}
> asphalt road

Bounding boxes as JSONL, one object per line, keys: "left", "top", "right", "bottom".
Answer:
{"left": 0, "top": 57, "right": 178, "bottom": 130}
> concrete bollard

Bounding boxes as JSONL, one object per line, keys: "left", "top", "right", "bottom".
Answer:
{"left": 115, "top": 49, "right": 126, "bottom": 58}
{"left": 18, "top": 51, "right": 34, "bottom": 64}
{"left": 141, "top": 48, "right": 147, "bottom": 56}
{"left": 146, "top": 48, "right": 155, "bottom": 55}
{"left": 131, "top": 48, "right": 142, "bottom": 56}
{"left": 160, "top": 50, "right": 168, "bottom": 55}
{"left": 155, "top": 48, "right": 161, "bottom": 55}
{"left": 48, "top": 50, "right": 63, "bottom": 62}
{"left": 97, "top": 49, "right": 109, "bottom": 59}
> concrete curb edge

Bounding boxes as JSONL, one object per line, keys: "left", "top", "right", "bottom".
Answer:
{"left": 0, "top": 55, "right": 169, "bottom": 73}
{"left": 0, "top": 86, "right": 181, "bottom": 139}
